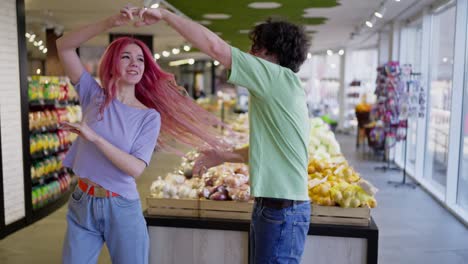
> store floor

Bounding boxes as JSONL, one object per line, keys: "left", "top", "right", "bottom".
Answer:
{"left": 0, "top": 135, "right": 467, "bottom": 263}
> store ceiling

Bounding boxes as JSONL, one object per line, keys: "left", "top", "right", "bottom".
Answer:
{"left": 25, "top": 0, "right": 437, "bottom": 60}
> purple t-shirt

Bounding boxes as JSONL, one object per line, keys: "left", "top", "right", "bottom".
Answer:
{"left": 63, "top": 71, "right": 161, "bottom": 199}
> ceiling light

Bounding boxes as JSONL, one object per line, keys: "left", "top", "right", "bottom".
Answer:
{"left": 169, "top": 59, "right": 193, "bottom": 66}
{"left": 395, "top": 0, "right": 400, "bottom": 2}
{"left": 338, "top": 49, "right": 345, "bottom": 56}
{"left": 154, "top": 53, "right": 160, "bottom": 59}
{"left": 239, "top": 29, "right": 250, "bottom": 34}
{"left": 327, "top": 50, "right": 333, "bottom": 56}
{"left": 39, "top": 45, "right": 44, "bottom": 50}
{"left": 203, "top": 14, "right": 231, "bottom": 19}
{"left": 307, "top": 53, "right": 312, "bottom": 59}
{"left": 248, "top": 2, "right": 282, "bottom": 9}
{"left": 374, "top": 12, "right": 383, "bottom": 18}
{"left": 151, "top": 3, "right": 159, "bottom": 8}
{"left": 43, "top": 48, "right": 48, "bottom": 53}
{"left": 188, "top": 59, "right": 195, "bottom": 65}
{"left": 442, "top": 57, "right": 448, "bottom": 63}
{"left": 25, "top": 33, "right": 30, "bottom": 38}
{"left": 183, "top": 45, "right": 191, "bottom": 52}
{"left": 366, "top": 21, "right": 373, "bottom": 28}
{"left": 162, "top": 51, "right": 170, "bottom": 57}
{"left": 36, "top": 68, "right": 41, "bottom": 74}
{"left": 199, "top": 20, "right": 212, "bottom": 25}
{"left": 33, "top": 41, "right": 39, "bottom": 46}
{"left": 214, "top": 60, "right": 220, "bottom": 66}
{"left": 172, "top": 48, "right": 180, "bottom": 55}
{"left": 30, "top": 34, "right": 36, "bottom": 39}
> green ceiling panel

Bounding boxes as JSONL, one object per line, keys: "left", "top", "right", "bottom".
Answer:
{"left": 167, "top": 0, "right": 340, "bottom": 50}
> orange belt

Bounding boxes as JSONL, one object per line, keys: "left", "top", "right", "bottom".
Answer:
{"left": 78, "top": 179, "right": 119, "bottom": 198}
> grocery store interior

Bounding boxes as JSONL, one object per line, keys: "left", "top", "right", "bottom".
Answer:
{"left": 1, "top": 0, "right": 468, "bottom": 263}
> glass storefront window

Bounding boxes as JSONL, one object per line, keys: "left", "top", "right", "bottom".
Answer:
{"left": 457, "top": 68, "right": 468, "bottom": 211}
{"left": 400, "top": 24, "right": 423, "bottom": 172}
{"left": 308, "top": 54, "right": 341, "bottom": 118}
{"left": 424, "top": 6, "right": 456, "bottom": 192}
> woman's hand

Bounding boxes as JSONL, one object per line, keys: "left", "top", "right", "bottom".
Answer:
{"left": 108, "top": 6, "right": 139, "bottom": 28}
{"left": 59, "top": 121, "right": 100, "bottom": 143}
{"left": 134, "top": 7, "right": 163, "bottom": 27}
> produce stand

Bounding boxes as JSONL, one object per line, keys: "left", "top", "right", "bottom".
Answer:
{"left": 144, "top": 211, "right": 379, "bottom": 264}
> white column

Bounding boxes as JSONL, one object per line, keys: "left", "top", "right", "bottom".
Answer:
{"left": 446, "top": 0, "right": 468, "bottom": 205}
{"left": 338, "top": 51, "right": 346, "bottom": 131}
{"left": 415, "top": 8, "right": 432, "bottom": 181}
{"left": 0, "top": 0, "right": 26, "bottom": 224}
{"left": 378, "top": 29, "right": 391, "bottom": 65}
{"left": 391, "top": 21, "right": 401, "bottom": 61}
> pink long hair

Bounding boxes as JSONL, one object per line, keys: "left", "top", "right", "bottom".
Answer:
{"left": 98, "top": 37, "right": 228, "bottom": 152}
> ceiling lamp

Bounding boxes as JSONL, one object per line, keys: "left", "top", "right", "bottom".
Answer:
{"left": 172, "top": 48, "right": 180, "bottom": 55}
{"left": 365, "top": 21, "right": 373, "bottom": 28}
{"left": 183, "top": 45, "right": 191, "bottom": 52}
{"left": 43, "top": 48, "right": 48, "bottom": 53}
{"left": 374, "top": 12, "right": 383, "bottom": 18}
{"left": 151, "top": 3, "right": 159, "bottom": 8}
{"left": 162, "top": 51, "right": 170, "bottom": 57}
{"left": 214, "top": 60, "right": 220, "bottom": 66}
{"left": 338, "top": 49, "right": 345, "bottom": 56}
{"left": 248, "top": 2, "right": 282, "bottom": 9}
{"left": 188, "top": 59, "right": 195, "bottom": 65}
{"left": 327, "top": 50, "right": 333, "bottom": 56}
{"left": 307, "top": 53, "right": 312, "bottom": 59}
{"left": 203, "top": 14, "right": 231, "bottom": 19}
{"left": 154, "top": 53, "right": 160, "bottom": 60}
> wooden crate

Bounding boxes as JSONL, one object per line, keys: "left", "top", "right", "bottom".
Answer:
{"left": 146, "top": 197, "right": 200, "bottom": 218}
{"left": 311, "top": 204, "right": 370, "bottom": 226}
{"left": 199, "top": 199, "right": 253, "bottom": 220}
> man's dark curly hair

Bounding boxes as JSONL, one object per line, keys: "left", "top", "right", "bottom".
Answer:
{"left": 249, "top": 18, "right": 310, "bottom": 73}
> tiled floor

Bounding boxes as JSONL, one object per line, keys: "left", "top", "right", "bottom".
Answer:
{"left": 0, "top": 135, "right": 467, "bottom": 263}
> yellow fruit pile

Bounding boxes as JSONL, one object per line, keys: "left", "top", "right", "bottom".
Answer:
{"left": 308, "top": 159, "right": 377, "bottom": 208}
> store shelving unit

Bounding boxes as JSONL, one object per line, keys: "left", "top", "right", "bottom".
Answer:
{"left": 26, "top": 77, "right": 81, "bottom": 221}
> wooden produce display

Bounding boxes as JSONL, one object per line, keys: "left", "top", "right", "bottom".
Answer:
{"left": 147, "top": 198, "right": 199, "bottom": 218}
{"left": 311, "top": 204, "right": 370, "bottom": 226}
{"left": 199, "top": 199, "right": 253, "bottom": 220}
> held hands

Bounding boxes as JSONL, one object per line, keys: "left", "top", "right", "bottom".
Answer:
{"left": 59, "top": 121, "right": 100, "bottom": 143}
{"left": 109, "top": 5, "right": 163, "bottom": 28}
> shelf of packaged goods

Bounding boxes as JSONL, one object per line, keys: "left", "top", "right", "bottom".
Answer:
{"left": 31, "top": 182, "right": 76, "bottom": 224}
{"left": 31, "top": 167, "right": 68, "bottom": 187}
{"left": 30, "top": 124, "right": 60, "bottom": 135}
{"left": 30, "top": 143, "right": 71, "bottom": 161}
{"left": 29, "top": 99, "right": 79, "bottom": 110}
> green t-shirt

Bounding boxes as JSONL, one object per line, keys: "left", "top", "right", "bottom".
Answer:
{"left": 228, "top": 46, "right": 310, "bottom": 201}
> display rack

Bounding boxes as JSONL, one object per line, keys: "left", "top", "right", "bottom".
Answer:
{"left": 388, "top": 68, "right": 422, "bottom": 189}
{"left": 27, "top": 76, "right": 81, "bottom": 217}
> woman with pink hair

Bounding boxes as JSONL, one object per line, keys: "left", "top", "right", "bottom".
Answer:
{"left": 57, "top": 7, "right": 225, "bottom": 264}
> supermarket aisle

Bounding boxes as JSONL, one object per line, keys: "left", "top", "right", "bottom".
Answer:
{"left": 1, "top": 135, "right": 467, "bottom": 263}
{"left": 0, "top": 150, "right": 179, "bottom": 264}
{"left": 336, "top": 134, "right": 468, "bottom": 264}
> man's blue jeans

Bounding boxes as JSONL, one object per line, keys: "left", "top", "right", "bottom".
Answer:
{"left": 250, "top": 199, "right": 311, "bottom": 264}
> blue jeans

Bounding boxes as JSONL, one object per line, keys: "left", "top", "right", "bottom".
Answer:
{"left": 62, "top": 186, "right": 149, "bottom": 264}
{"left": 250, "top": 199, "right": 311, "bottom": 264}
